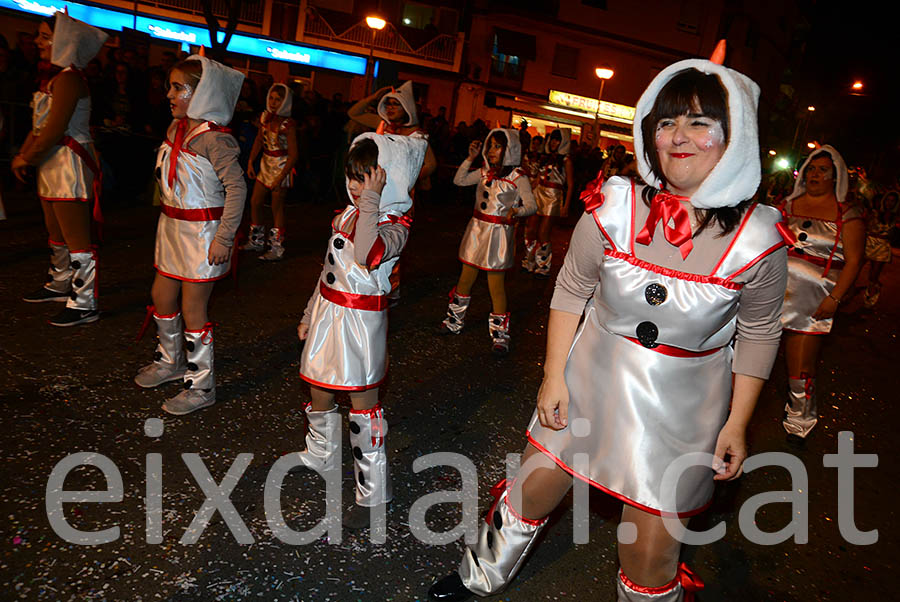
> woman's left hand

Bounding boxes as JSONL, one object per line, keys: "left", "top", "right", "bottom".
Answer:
{"left": 11, "top": 155, "right": 29, "bottom": 183}
{"left": 712, "top": 423, "right": 747, "bottom": 481}
{"left": 812, "top": 294, "right": 839, "bottom": 320}
{"left": 208, "top": 240, "right": 231, "bottom": 265}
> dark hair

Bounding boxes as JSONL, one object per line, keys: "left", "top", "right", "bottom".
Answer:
{"left": 801, "top": 150, "right": 837, "bottom": 183}
{"left": 171, "top": 59, "right": 202, "bottom": 88}
{"left": 549, "top": 129, "right": 562, "bottom": 142}
{"left": 486, "top": 131, "right": 515, "bottom": 177}
{"left": 640, "top": 68, "right": 747, "bottom": 235}
{"left": 345, "top": 138, "right": 379, "bottom": 182}
{"left": 42, "top": 14, "right": 57, "bottom": 31}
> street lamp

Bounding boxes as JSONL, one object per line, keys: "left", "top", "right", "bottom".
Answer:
{"left": 593, "top": 65, "right": 614, "bottom": 148}
{"left": 851, "top": 81, "right": 863, "bottom": 91}
{"left": 364, "top": 16, "right": 386, "bottom": 96}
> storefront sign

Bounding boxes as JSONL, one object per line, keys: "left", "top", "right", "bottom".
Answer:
{"left": 548, "top": 90, "right": 635, "bottom": 124}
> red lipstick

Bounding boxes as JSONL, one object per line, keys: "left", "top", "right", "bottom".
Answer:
{"left": 670, "top": 153, "right": 695, "bottom": 158}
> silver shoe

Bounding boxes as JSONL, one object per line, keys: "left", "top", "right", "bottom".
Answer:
{"left": 163, "top": 388, "right": 215, "bottom": 416}
{"left": 135, "top": 311, "right": 187, "bottom": 388}
{"left": 163, "top": 324, "right": 215, "bottom": 415}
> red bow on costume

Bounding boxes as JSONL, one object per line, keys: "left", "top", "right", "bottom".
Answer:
{"left": 635, "top": 190, "right": 694, "bottom": 259}
{"left": 580, "top": 172, "right": 605, "bottom": 212}
{"left": 167, "top": 118, "right": 188, "bottom": 188}
{"left": 677, "top": 563, "right": 705, "bottom": 601}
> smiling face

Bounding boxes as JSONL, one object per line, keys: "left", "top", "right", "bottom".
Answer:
{"left": 383, "top": 97, "right": 407, "bottom": 123}
{"left": 485, "top": 134, "right": 506, "bottom": 167}
{"left": 654, "top": 109, "right": 726, "bottom": 197}
{"left": 803, "top": 155, "right": 835, "bottom": 197}
{"left": 36, "top": 22, "right": 53, "bottom": 61}
{"left": 267, "top": 87, "right": 285, "bottom": 113}
{"left": 166, "top": 69, "right": 194, "bottom": 119}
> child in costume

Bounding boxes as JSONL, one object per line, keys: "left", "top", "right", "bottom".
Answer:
{"left": 14, "top": 13, "right": 107, "bottom": 326}
{"left": 862, "top": 189, "right": 899, "bottom": 308}
{"left": 243, "top": 83, "right": 298, "bottom": 261}
{"left": 296, "top": 132, "right": 426, "bottom": 528}
{"left": 439, "top": 129, "right": 536, "bottom": 354}
{"left": 521, "top": 128, "right": 574, "bottom": 277}
{"left": 134, "top": 56, "right": 246, "bottom": 416}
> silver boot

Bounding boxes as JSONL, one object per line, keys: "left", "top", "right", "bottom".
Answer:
{"left": 458, "top": 479, "right": 548, "bottom": 597}
{"left": 521, "top": 239, "right": 536, "bottom": 272}
{"left": 439, "top": 287, "right": 471, "bottom": 334}
{"left": 488, "top": 312, "right": 510, "bottom": 355}
{"left": 259, "top": 227, "right": 285, "bottom": 261}
{"left": 135, "top": 310, "right": 187, "bottom": 388}
{"left": 343, "top": 404, "right": 392, "bottom": 530}
{"left": 616, "top": 564, "right": 704, "bottom": 601}
{"left": 163, "top": 324, "right": 216, "bottom": 415}
{"left": 288, "top": 404, "right": 341, "bottom": 473}
{"left": 533, "top": 242, "right": 552, "bottom": 277}
{"left": 241, "top": 224, "right": 266, "bottom": 251}
{"left": 23, "top": 241, "right": 72, "bottom": 302}
{"left": 783, "top": 373, "right": 817, "bottom": 438}
{"left": 49, "top": 249, "right": 99, "bottom": 326}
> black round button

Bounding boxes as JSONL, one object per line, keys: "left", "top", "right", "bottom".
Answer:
{"left": 73, "top": 278, "right": 84, "bottom": 287}
{"left": 328, "top": 253, "right": 335, "bottom": 265}
{"left": 480, "top": 202, "right": 488, "bottom": 210}
{"left": 798, "top": 232, "right": 808, "bottom": 241}
{"left": 636, "top": 321, "right": 659, "bottom": 348}
{"left": 350, "top": 422, "right": 361, "bottom": 434}
{"left": 183, "top": 379, "right": 193, "bottom": 390}
{"left": 71, "top": 260, "right": 81, "bottom": 269}
{"left": 802, "top": 220, "right": 813, "bottom": 228}
{"left": 482, "top": 190, "right": 489, "bottom": 198}
{"left": 186, "top": 341, "right": 195, "bottom": 352}
{"left": 353, "top": 446, "right": 363, "bottom": 460}
{"left": 69, "top": 292, "right": 77, "bottom": 300}
{"left": 153, "top": 351, "right": 162, "bottom": 361}
{"left": 187, "top": 362, "right": 198, "bottom": 371}
{"left": 486, "top": 530, "right": 494, "bottom": 549}
{"left": 326, "top": 273, "right": 336, "bottom": 284}
{"left": 493, "top": 510, "right": 502, "bottom": 530}
{"left": 645, "top": 283, "right": 667, "bottom": 306}
{"left": 357, "top": 471, "right": 365, "bottom": 485}
{"left": 333, "top": 238, "right": 345, "bottom": 249}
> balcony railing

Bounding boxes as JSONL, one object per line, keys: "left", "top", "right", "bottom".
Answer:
{"left": 138, "top": 0, "right": 264, "bottom": 26}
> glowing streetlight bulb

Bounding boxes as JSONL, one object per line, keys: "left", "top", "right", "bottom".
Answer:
{"left": 807, "top": 106, "right": 815, "bottom": 111}
{"left": 595, "top": 66, "right": 614, "bottom": 80}
{"left": 366, "top": 16, "right": 386, "bottom": 30}
{"left": 768, "top": 150, "right": 777, "bottom": 156}
{"left": 852, "top": 81, "right": 863, "bottom": 91}
{"left": 776, "top": 158, "right": 789, "bottom": 169}
{"left": 807, "top": 142, "right": 816, "bottom": 149}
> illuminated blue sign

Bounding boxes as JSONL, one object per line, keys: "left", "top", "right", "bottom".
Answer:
{"left": 0, "top": 0, "right": 368, "bottom": 75}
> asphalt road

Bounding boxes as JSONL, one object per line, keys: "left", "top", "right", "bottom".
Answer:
{"left": 1, "top": 185, "right": 896, "bottom": 601}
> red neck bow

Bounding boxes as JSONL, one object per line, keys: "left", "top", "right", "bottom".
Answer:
{"left": 580, "top": 172, "right": 605, "bottom": 212}
{"left": 167, "top": 119, "right": 189, "bottom": 188}
{"left": 635, "top": 189, "right": 694, "bottom": 259}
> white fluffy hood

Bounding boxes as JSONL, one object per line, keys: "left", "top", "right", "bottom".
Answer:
{"left": 185, "top": 55, "right": 244, "bottom": 126}
{"left": 786, "top": 145, "right": 849, "bottom": 204}
{"left": 377, "top": 80, "right": 418, "bottom": 127}
{"left": 347, "top": 133, "right": 427, "bottom": 216}
{"left": 51, "top": 13, "right": 108, "bottom": 70}
{"left": 483, "top": 128, "right": 521, "bottom": 167}
{"left": 543, "top": 128, "right": 571, "bottom": 155}
{"left": 634, "top": 59, "right": 761, "bottom": 209}
{"left": 266, "top": 83, "right": 293, "bottom": 118}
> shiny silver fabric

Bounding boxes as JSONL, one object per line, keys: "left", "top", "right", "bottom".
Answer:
{"left": 348, "top": 406, "right": 392, "bottom": 507}
{"left": 257, "top": 117, "right": 293, "bottom": 189}
{"left": 47, "top": 242, "right": 73, "bottom": 293}
{"left": 290, "top": 405, "right": 341, "bottom": 472}
{"left": 533, "top": 242, "right": 552, "bottom": 275}
{"left": 300, "top": 206, "right": 397, "bottom": 390}
{"left": 135, "top": 312, "right": 187, "bottom": 388}
{"left": 458, "top": 171, "right": 526, "bottom": 270}
{"left": 458, "top": 486, "right": 547, "bottom": 596}
{"left": 865, "top": 222, "right": 892, "bottom": 262}
{"left": 154, "top": 121, "right": 229, "bottom": 281}
{"left": 242, "top": 224, "right": 266, "bottom": 251}
{"left": 534, "top": 159, "right": 565, "bottom": 216}
{"left": 66, "top": 250, "right": 97, "bottom": 311}
{"left": 528, "top": 179, "right": 785, "bottom": 515}
{"left": 183, "top": 327, "right": 215, "bottom": 393}
{"left": 32, "top": 81, "right": 95, "bottom": 202}
{"left": 488, "top": 312, "right": 510, "bottom": 349}
{"left": 441, "top": 288, "right": 470, "bottom": 333}
{"left": 783, "top": 375, "right": 817, "bottom": 437}
{"left": 617, "top": 570, "right": 683, "bottom": 601}
{"left": 521, "top": 239, "right": 537, "bottom": 272}
{"left": 782, "top": 199, "right": 859, "bottom": 334}
{"left": 259, "top": 227, "right": 284, "bottom": 261}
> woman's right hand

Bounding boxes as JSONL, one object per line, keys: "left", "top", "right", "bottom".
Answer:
{"left": 536, "top": 373, "right": 570, "bottom": 430}
{"left": 297, "top": 322, "right": 309, "bottom": 341}
{"left": 467, "top": 140, "right": 482, "bottom": 160}
{"left": 247, "top": 163, "right": 256, "bottom": 179}
{"left": 11, "top": 155, "right": 29, "bottom": 183}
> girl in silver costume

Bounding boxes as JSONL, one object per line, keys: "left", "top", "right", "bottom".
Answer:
{"left": 439, "top": 128, "right": 537, "bottom": 354}
{"left": 429, "top": 44, "right": 787, "bottom": 602}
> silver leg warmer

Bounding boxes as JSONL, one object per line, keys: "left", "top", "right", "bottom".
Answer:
{"left": 441, "top": 287, "right": 471, "bottom": 334}
{"left": 616, "top": 564, "right": 704, "bottom": 602}
{"left": 488, "top": 312, "right": 510, "bottom": 353}
{"left": 135, "top": 310, "right": 187, "bottom": 388}
{"left": 47, "top": 242, "right": 73, "bottom": 293}
{"left": 783, "top": 373, "right": 817, "bottom": 438}
{"left": 458, "top": 479, "right": 548, "bottom": 597}
{"left": 66, "top": 250, "right": 98, "bottom": 311}
{"left": 260, "top": 227, "right": 285, "bottom": 261}
{"left": 163, "top": 324, "right": 215, "bottom": 415}
{"left": 290, "top": 404, "right": 341, "bottom": 472}
{"left": 241, "top": 224, "right": 266, "bottom": 250}
{"left": 348, "top": 404, "right": 392, "bottom": 507}
{"left": 534, "top": 242, "right": 552, "bottom": 276}
{"left": 521, "top": 239, "right": 536, "bottom": 272}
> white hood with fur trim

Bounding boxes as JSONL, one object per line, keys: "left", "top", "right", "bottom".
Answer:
{"left": 377, "top": 80, "right": 418, "bottom": 127}
{"left": 185, "top": 55, "right": 244, "bottom": 126}
{"left": 348, "top": 133, "right": 427, "bottom": 216}
{"left": 482, "top": 128, "right": 521, "bottom": 167}
{"left": 786, "top": 145, "right": 849, "bottom": 204}
{"left": 633, "top": 59, "right": 761, "bottom": 209}
{"left": 543, "top": 128, "right": 571, "bottom": 155}
{"left": 266, "top": 83, "right": 293, "bottom": 118}
{"left": 51, "top": 12, "right": 108, "bottom": 70}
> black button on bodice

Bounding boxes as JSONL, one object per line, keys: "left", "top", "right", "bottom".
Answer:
{"left": 187, "top": 362, "right": 198, "bottom": 371}
{"left": 480, "top": 202, "right": 488, "bottom": 210}
{"left": 798, "top": 232, "right": 808, "bottom": 241}
{"left": 71, "top": 260, "right": 81, "bottom": 269}
{"left": 644, "top": 283, "right": 667, "bottom": 306}
{"left": 802, "top": 220, "right": 813, "bottom": 228}
{"left": 333, "top": 238, "right": 345, "bottom": 249}
{"left": 74, "top": 278, "right": 84, "bottom": 288}
{"left": 326, "top": 272, "right": 336, "bottom": 284}
{"left": 328, "top": 253, "right": 335, "bottom": 265}
{"left": 636, "top": 321, "right": 659, "bottom": 348}
{"left": 483, "top": 190, "right": 490, "bottom": 198}
{"left": 493, "top": 510, "right": 503, "bottom": 530}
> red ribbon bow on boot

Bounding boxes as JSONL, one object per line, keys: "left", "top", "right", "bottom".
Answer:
{"left": 635, "top": 190, "right": 694, "bottom": 259}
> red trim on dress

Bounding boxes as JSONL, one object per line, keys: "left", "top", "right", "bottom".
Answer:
{"left": 619, "top": 569, "right": 678, "bottom": 594}
{"left": 525, "top": 433, "right": 713, "bottom": 518}
{"left": 299, "top": 371, "right": 386, "bottom": 391}
{"left": 40, "top": 196, "right": 89, "bottom": 202}
{"left": 604, "top": 249, "right": 743, "bottom": 290}
{"left": 458, "top": 257, "right": 510, "bottom": 272}
{"left": 787, "top": 248, "right": 845, "bottom": 270}
{"left": 319, "top": 281, "right": 388, "bottom": 311}
{"left": 473, "top": 210, "right": 516, "bottom": 225}
{"left": 783, "top": 327, "right": 830, "bottom": 336}
{"left": 366, "top": 236, "right": 386, "bottom": 269}
{"left": 263, "top": 148, "right": 288, "bottom": 157}
{"left": 48, "top": 238, "right": 66, "bottom": 247}
{"left": 153, "top": 265, "right": 229, "bottom": 282}
{"left": 538, "top": 178, "right": 564, "bottom": 190}
{"left": 160, "top": 203, "right": 224, "bottom": 221}
{"left": 623, "top": 336, "right": 723, "bottom": 358}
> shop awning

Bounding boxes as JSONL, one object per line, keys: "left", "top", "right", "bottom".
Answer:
{"left": 494, "top": 27, "right": 537, "bottom": 60}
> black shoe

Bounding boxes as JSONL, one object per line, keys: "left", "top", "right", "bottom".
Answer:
{"left": 49, "top": 307, "right": 100, "bottom": 327}
{"left": 428, "top": 573, "right": 474, "bottom": 601}
{"left": 343, "top": 503, "right": 389, "bottom": 531}
{"left": 23, "top": 286, "right": 70, "bottom": 303}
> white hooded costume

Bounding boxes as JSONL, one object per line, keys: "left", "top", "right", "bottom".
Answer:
{"left": 257, "top": 83, "right": 294, "bottom": 189}
{"left": 533, "top": 128, "right": 571, "bottom": 216}
{"left": 781, "top": 145, "right": 861, "bottom": 334}
{"left": 376, "top": 80, "right": 419, "bottom": 131}
{"left": 453, "top": 128, "right": 536, "bottom": 271}
{"left": 300, "top": 133, "right": 426, "bottom": 390}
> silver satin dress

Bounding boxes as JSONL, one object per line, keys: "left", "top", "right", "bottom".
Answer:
{"left": 782, "top": 199, "right": 862, "bottom": 334}
{"left": 458, "top": 169, "right": 527, "bottom": 271}
{"left": 257, "top": 115, "right": 292, "bottom": 189}
{"left": 300, "top": 205, "right": 400, "bottom": 390}
{"left": 534, "top": 158, "right": 565, "bottom": 216}
{"left": 527, "top": 179, "right": 785, "bottom": 516}
{"left": 154, "top": 122, "right": 230, "bottom": 282}
{"left": 32, "top": 69, "right": 96, "bottom": 202}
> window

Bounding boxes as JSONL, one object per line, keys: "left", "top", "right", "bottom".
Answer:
{"left": 551, "top": 44, "right": 579, "bottom": 79}
{"left": 677, "top": 0, "right": 701, "bottom": 35}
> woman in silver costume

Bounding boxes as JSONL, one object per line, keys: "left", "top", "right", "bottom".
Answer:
{"left": 780, "top": 146, "right": 865, "bottom": 440}
{"left": 429, "top": 44, "right": 787, "bottom": 602}
{"left": 133, "top": 56, "right": 246, "bottom": 416}
{"left": 14, "top": 13, "right": 107, "bottom": 327}
{"left": 439, "top": 128, "right": 537, "bottom": 354}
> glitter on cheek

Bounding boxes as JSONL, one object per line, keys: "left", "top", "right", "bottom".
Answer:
{"left": 178, "top": 84, "right": 194, "bottom": 101}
